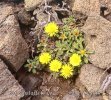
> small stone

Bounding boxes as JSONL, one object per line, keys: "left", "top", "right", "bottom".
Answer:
{"left": 104, "top": 13, "right": 111, "bottom": 22}
{"left": 18, "top": 9, "right": 32, "bottom": 25}
{"left": 102, "top": 93, "right": 109, "bottom": 100}
{"left": 82, "top": 15, "right": 111, "bottom": 69}
{"left": 25, "top": 0, "right": 43, "bottom": 11}
{"left": 20, "top": 74, "right": 43, "bottom": 92}
{"left": 79, "top": 64, "right": 108, "bottom": 94}
{"left": 62, "top": 89, "right": 80, "bottom": 100}
{"left": 33, "top": 9, "right": 38, "bottom": 15}
{"left": 72, "top": 0, "right": 100, "bottom": 15}
{"left": 100, "top": 0, "right": 111, "bottom": 13}
{"left": 31, "top": 17, "right": 35, "bottom": 21}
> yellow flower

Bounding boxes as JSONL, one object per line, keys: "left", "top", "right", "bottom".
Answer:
{"left": 73, "top": 28, "right": 80, "bottom": 36}
{"left": 44, "top": 22, "right": 59, "bottom": 37}
{"left": 49, "top": 60, "right": 62, "bottom": 72}
{"left": 69, "top": 53, "right": 81, "bottom": 66}
{"left": 60, "top": 64, "right": 73, "bottom": 79}
{"left": 39, "top": 52, "right": 51, "bottom": 64}
{"left": 80, "top": 49, "right": 86, "bottom": 56}
{"left": 59, "top": 33, "right": 67, "bottom": 40}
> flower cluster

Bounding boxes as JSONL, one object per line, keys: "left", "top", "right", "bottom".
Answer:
{"left": 25, "top": 17, "right": 91, "bottom": 79}
{"left": 39, "top": 52, "right": 81, "bottom": 79}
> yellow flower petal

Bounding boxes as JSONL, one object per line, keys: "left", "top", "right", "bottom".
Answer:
{"left": 44, "top": 22, "right": 59, "bottom": 37}
{"left": 60, "top": 64, "right": 73, "bottom": 79}
{"left": 69, "top": 53, "right": 81, "bottom": 66}
{"left": 73, "top": 28, "right": 80, "bottom": 36}
{"left": 59, "top": 33, "right": 67, "bottom": 40}
{"left": 49, "top": 60, "right": 62, "bottom": 72}
{"left": 80, "top": 49, "right": 86, "bottom": 56}
{"left": 39, "top": 52, "right": 51, "bottom": 64}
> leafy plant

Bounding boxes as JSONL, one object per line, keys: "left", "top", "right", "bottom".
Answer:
{"left": 25, "top": 16, "right": 92, "bottom": 79}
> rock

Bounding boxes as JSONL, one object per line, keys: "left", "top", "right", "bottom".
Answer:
{"left": 0, "top": 4, "right": 29, "bottom": 71}
{"left": 104, "top": 82, "right": 111, "bottom": 100}
{"left": 75, "top": 77, "right": 90, "bottom": 99}
{"left": 87, "top": 96, "right": 104, "bottom": 100}
{"left": 79, "top": 64, "right": 108, "bottom": 94}
{"left": 104, "top": 13, "right": 111, "bottom": 22}
{"left": 72, "top": 0, "right": 100, "bottom": 15}
{"left": 82, "top": 15, "right": 111, "bottom": 69}
{"left": 40, "top": 96, "right": 54, "bottom": 100}
{"left": 18, "top": 9, "right": 32, "bottom": 25}
{"left": 25, "top": 0, "right": 43, "bottom": 11}
{"left": 100, "top": 0, "right": 111, "bottom": 16}
{"left": 23, "top": 97, "right": 32, "bottom": 100}
{"left": 107, "top": 90, "right": 111, "bottom": 100}
{"left": 20, "top": 74, "right": 43, "bottom": 92}
{"left": 31, "top": 96, "right": 41, "bottom": 100}
{"left": 96, "top": 74, "right": 111, "bottom": 100}
{"left": 62, "top": 89, "right": 80, "bottom": 100}
{"left": 103, "top": 93, "right": 109, "bottom": 100}
{"left": 81, "top": 95, "right": 103, "bottom": 100}
{"left": 33, "top": 9, "right": 38, "bottom": 16}
{"left": 31, "top": 95, "right": 54, "bottom": 100}
{"left": 0, "top": 59, "right": 25, "bottom": 100}
{"left": 0, "top": 4, "right": 13, "bottom": 24}
{"left": 100, "top": 0, "right": 111, "bottom": 12}
{"left": 75, "top": 78, "right": 104, "bottom": 100}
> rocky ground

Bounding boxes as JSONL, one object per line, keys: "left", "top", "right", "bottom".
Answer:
{"left": 1, "top": 0, "right": 111, "bottom": 100}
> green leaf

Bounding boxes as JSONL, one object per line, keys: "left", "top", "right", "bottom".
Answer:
{"left": 74, "top": 42, "right": 79, "bottom": 49}
{"left": 70, "top": 49, "right": 74, "bottom": 53}
{"left": 79, "top": 43, "right": 84, "bottom": 50}
{"left": 56, "top": 41, "right": 61, "bottom": 47}
{"left": 84, "top": 57, "right": 89, "bottom": 64}
{"left": 33, "top": 65, "right": 37, "bottom": 68}
{"left": 32, "top": 69, "right": 36, "bottom": 74}
{"left": 28, "top": 68, "right": 32, "bottom": 72}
